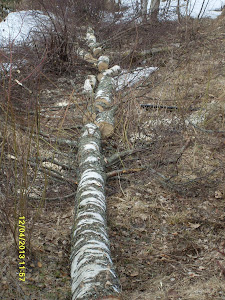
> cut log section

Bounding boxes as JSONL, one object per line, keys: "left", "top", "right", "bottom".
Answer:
{"left": 86, "top": 27, "right": 103, "bottom": 57}
{"left": 71, "top": 124, "right": 121, "bottom": 300}
{"left": 95, "top": 108, "right": 116, "bottom": 139}
{"left": 83, "top": 79, "right": 94, "bottom": 97}
{"left": 84, "top": 53, "right": 97, "bottom": 64}
{"left": 86, "top": 27, "right": 96, "bottom": 47}
{"left": 97, "top": 73, "right": 104, "bottom": 82}
{"left": 103, "top": 65, "right": 121, "bottom": 76}
{"left": 93, "top": 46, "right": 102, "bottom": 57}
{"left": 98, "top": 56, "right": 110, "bottom": 72}
{"left": 98, "top": 65, "right": 121, "bottom": 82}
{"left": 86, "top": 32, "right": 96, "bottom": 45}
{"left": 95, "top": 75, "right": 114, "bottom": 112}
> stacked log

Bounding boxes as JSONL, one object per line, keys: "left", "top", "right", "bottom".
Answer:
{"left": 71, "top": 28, "right": 121, "bottom": 300}
{"left": 97, "top": 65, "right": 121, "bottom": 82}
{"left": 86, "top": 27, "right": 103, "bottom": 57}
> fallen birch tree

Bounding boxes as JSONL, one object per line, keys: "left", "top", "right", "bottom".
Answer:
{"left": 71, "top": 124, "right": 120, "bottom": 300}
{"left": 71, "top": 28, "right": 121, "bottom": 300}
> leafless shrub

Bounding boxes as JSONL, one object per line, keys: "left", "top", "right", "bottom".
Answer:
{"left": 17, "top": 0, "right": 110, "bottom": 74}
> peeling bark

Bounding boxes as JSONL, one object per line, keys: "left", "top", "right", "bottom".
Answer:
{"left": 71, "top": 124, "right": 120, "bottom": 300}
{"left": 71, "top": 27, "right": 121, "bottom": 300}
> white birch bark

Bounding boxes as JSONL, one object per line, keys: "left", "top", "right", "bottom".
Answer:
{"left": 95, "top": 75, "right": 114, "bottom": 112}
{"left": 71, "top": 27, "right": 121, "bottom": 300}
{"left": 86, "top": 27, "right": 103, "bottom": 57}
{"left": 98, "top": 56, "right": 110, "bottom": 72}
{"left": 71, "top": 124, "right": 120, "bottom": 300}
{"left": 98, "top": 65, "right": 121, "bottom": 82}
{"left": 83, "top": 75, "right": 97, "bottom": 96}
{"left": 95, "top": 108, "right": 116, "bottom": 139}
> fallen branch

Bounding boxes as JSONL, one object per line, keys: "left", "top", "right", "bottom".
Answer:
{"left": 107, "top": 167, "right": 144, "bottom": 178}
{"left": 37, "top": 157, "right": 76, "bottom": 171}
{"left": 28, "top": 160, "right": 76, "bottom": 185}
{"left": 39, "top": 131, "right": 78, "bottom": 148}
{"left": 106, "top": 164, "right": 179, "bottom": 191}
{"left": 106, "top": 147, "right": 150, "bottom": 167}
{"left": 5, "top": 154, "right": 76, "bottom": 185}
{"left": 188, "top": 121, "right": 225, "bottom": 134}
{"left": 14, "top": 79, "right": 32, "bottom": 94}
{"left": 140, "top": 103, "right": 178, "bottom": 110}
{"left": 29, "top": 191, "right": 77, "bottom": 201}
{"left": 159, "top": 138, "right": 192, "bottom": 166}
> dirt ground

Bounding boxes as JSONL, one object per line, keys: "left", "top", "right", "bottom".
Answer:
{"left": 0, "top": 7, "right": 224, "bottom": 300}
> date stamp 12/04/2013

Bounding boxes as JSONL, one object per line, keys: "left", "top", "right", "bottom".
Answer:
{"left": 18, "top": 216, "right": 26, "bottom": 282}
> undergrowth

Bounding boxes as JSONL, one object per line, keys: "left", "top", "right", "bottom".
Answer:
{"left": 0, "top": 1, "right": 224, "bottom": 299}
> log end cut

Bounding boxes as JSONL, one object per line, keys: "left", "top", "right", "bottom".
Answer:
{"left": 84, "top": 53, "right": 98, "bottom": 64}
{"left": 98, "top": 56, "right": 110, "bottom": 72}
{"left": 96, "top": 121, "right": 114, "bottom": 139}
{"left": 93, "top": 47, "right": 102, "bottom": 57}
{"left": 97, "top": 73, "right": 104, "bottom": 82}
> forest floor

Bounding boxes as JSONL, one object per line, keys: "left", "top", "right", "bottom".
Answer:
{"left": 0, "top": 7, "right": 225, "bottom": 300}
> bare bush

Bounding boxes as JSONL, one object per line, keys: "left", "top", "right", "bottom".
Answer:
{"left": 34, "top": 0, "right": 116, "bottom": 73}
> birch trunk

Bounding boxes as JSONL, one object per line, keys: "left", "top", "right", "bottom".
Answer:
{"left": 71, "top": 26, "right": 121, "bottom": 300}
{"left": 150, "top": 0, "right": 160, "bottom": 21}
{"left": 95, "top": 75, "right": 114, "bottom": 112}
{"left": 95, "top": 108, "right": 116, "bottom": 139}
{"left": 141, "top": 0, "right": 148, "bottom": 21}
{"left": 86, "top": 27, "right": 103, "bottom": 57}
{"left": 71, "top": 123, "right": 120, "bottom": 300}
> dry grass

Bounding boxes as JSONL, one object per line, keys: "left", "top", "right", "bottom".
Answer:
{"left": 0, "top": 6, "right": 225, "bottom": 300}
